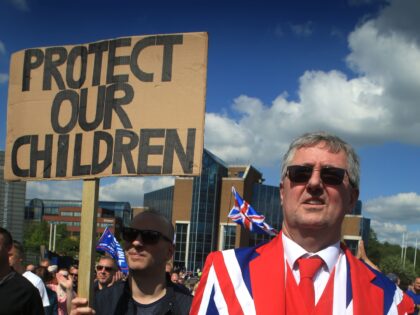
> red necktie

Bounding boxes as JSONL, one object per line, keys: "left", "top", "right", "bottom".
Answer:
{"left": 298, "top": 256, "right": 324, "bottom": 313}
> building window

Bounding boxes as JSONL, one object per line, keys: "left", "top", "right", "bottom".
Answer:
{"left": 174, "top": 222, "right": 189, "bottom": 270}
{"left": 222, "top": 225, "right": 236, "bottom": 250}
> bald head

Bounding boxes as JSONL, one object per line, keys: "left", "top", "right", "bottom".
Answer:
{"left": 131, "top": 210, "right": 174, "bottom": 243}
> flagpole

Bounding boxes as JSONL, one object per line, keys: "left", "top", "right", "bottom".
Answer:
{"left": 403, "top": 234, "right": 408, "bottom": 268}
{"left": 401, "top": 233, "right": 405, "bottom": 263}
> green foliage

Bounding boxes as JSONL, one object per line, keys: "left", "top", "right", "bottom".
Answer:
{"left": 365, "top": 228, "right": 419, "bottom": 290}
{"left": 23, "top": 221, "right": 80, "bottom": 258}
{"left": 379, "top": 255, "right": 417, "bottom": 290}
{"left": 23, "top": 221, "right": 50, "bottom": 251}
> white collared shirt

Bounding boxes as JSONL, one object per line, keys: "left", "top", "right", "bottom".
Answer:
{"left": 282, "top": 233, "right": 342, "bottom": 304}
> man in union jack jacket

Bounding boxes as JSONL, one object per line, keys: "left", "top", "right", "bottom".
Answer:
{"left": 191, "top": 131, "right": 414, "bottom": 315}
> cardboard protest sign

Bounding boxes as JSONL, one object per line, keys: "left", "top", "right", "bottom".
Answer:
{"left": 5, "top": 32, "right": 208, "bottom": 181}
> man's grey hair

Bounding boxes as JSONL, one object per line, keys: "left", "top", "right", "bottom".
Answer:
{"left": 281, "top": 131, "right": 360, "bottom": 188}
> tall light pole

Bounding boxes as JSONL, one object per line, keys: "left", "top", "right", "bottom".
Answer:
{"left": 403, "top": 233, "right": 408, "bottom": 268}
{"left": 49, "top": 223, "right": 57, "bottom": 252}
{"left": 401, "top": 233, "right": 405, "bottom": 262}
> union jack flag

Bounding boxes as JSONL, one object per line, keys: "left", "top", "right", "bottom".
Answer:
{"left": 228, "top": 186, "right": 277, "bottom": 236}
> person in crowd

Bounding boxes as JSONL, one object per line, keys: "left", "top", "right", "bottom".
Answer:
{"left": 387, "top": 273, "right": 401, "bottom": 286}
{"left": 35, "top": 265, "right": 59, "bottom": 315}
{"left": 0, "top": 227, "right": 44, "bottom": 315}
{"left": 190, "top": 131, "right": 413, "bottom": 314}
{"left": 94, "top": 256, "right": 118, "bottom": 292}
{"left": 169, "top": 270, "right": 190, "bottom": 295}
{"left": 70, "top": 210, "right": 192, "bottom": 314}
{"left": 48, "top": 264, "right": 58, "bottom": 278}
{"left": 356, "top": 239, "right": 381, "bottom": 271}
{"left": 407, "top": 277, "right": 420, "bottom": 315}
{"left": 48, "top": 268, "right": 76, "bottom": 315}
{"left": 26, "top": 263, "right": 36, "bottom": 272}
{"left": 9, "top": 240, "right": 51, "bottom": 310}
{"left": 69, "top": 265, "right": 78, "bottom": 293}
{"left": 165, "top": 261, "right": 173, "bottom": 274}
{"left": 40, "top": 258, "right": 51, "bottom": 268}
{"left": 170, "top": 271, "right": 179, "bottom": 284}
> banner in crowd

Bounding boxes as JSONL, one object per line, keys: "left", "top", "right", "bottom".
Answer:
{"left": 5, "top": 32, "right": 208, "bottom": 181}
{"left": 96, "top": 227, "right": 129, "bottom": 275}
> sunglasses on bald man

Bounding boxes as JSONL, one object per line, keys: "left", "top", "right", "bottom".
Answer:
{"left": 121, "top": 227, "right": 172, "bottom": 245}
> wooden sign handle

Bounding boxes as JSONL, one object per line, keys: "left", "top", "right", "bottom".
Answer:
{"left": 77, "top": 178, "right": 99, "bottom": 302}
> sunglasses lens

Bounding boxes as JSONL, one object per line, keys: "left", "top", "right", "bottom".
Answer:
{"left": 320, "top": 168, "right": 345, "bottom": 185}
{"left": 287, "top": 166, "right": 346, "bottom": 186}
{"left": 122, "top": 227, "right": 138, "bottom": 243}
{"left": 287, "top": 166, "right": 312, "bottom": 183}
{"left": 122, "top": 228, "right": 167, "bottom": 245}
{"left": 96, "top": 265, "right": 113, "bottom": 272}
{"left": 140, "top": 231, "right": 161, "bottom": 244}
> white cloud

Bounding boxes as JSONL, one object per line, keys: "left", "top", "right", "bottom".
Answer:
{"left": 9, "top": 0, "right": 29, "bottom": 11}
{"left": 363, "top": 192, "right": 420, "bottom": 244}
{"left": 290, "top": 21, "right": 314, "bottom": 37}
{"left": 26, "top": 176, "right": 174, "bottom": 206}
{"left": 370, "top": 220, "right": 407, "bottom": 245}
{"left": 99, "top": 176, "right": 174, "bottom": 207}
{"left": 364, "top": 192, "right": 420, "bottom": 224}
{"left": 0, "top": 73, "right": 8, "bottom": 84}
{"left": 205, "top": 0, "right": 420, "bottom": 167}
{"left": 27, "top": 180, "right": 83, "bottom": 201}
{"left": 274, "top": 25, "right": 284, "bottom": 38}
{"left": 0, "top": 41, "right": 5, "bottom": 54}
{"left": 370, "top": 220, "right": 420, "bottom": 246}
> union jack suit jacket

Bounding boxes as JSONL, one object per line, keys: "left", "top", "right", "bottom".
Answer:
{"left": 190, "top": 233, "right": 411, "bottom": 315}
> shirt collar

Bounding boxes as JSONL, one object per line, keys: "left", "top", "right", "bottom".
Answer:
{"left": 282, "top": 233, "right": 341, "bottom": 272}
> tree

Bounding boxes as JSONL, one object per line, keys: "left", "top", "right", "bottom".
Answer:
{"left": 23, "top": 221, "right": 49, "bottom": 252}
{"left": 380, "top": 255, "right": 416, "bottom": 290}
{"left": 23, "top": 221, "right": 80, "bottom": 258}
{"left": 365, "top": 229, "right": 381, "bottom": 264}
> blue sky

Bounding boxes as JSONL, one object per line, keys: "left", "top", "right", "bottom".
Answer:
{"left": 1, "top": 0, "right": 420, "bottom": 246}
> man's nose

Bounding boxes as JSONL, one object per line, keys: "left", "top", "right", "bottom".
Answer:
{"left": 306, "top": 169, "right": 323, "bottom": 195}
{"left": 307, "top": 168, "right": 322, "bottom": 187}
{"left": 132, "top": 234, "right": 144, "bottom": 246}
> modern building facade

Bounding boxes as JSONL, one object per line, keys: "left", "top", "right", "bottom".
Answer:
{"left": 25, "top": 198, "right": 132, "bottom": 237}
{"left": 0, "top": 150, "right": 26, "bottom": 242}
{"left": 144, "top": 149, "right": 282, "bottom": 272}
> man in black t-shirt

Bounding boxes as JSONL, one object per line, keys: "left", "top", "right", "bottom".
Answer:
{"left": 71, "top": 210, "right": 192, "bottom": 315}
{"left": 0, "top": 227, "right": 44, "bottom": 315}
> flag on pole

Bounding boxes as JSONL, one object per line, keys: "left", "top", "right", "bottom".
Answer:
{"left": 96, "top": 227, "right": 129, "bottom": 275}
{"left": 228, "top": 186, "right": 278, "bottom": 236}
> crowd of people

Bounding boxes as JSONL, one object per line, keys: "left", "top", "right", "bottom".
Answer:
{"left": 1, "top": 131, "right": 420, "bottom": 314}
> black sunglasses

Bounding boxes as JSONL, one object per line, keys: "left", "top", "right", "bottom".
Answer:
{"left": 121, "top": 227, "right": 172, "bottom": 245}
{"left": 95, "top": 265, "right": 114, "bottom": 272}
{"left": 286, "top": 165, "right": 353, "bottom": 186}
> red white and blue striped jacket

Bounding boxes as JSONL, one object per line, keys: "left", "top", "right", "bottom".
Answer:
{"left": 190, "top": 233, "right": 413, "bottom": 315}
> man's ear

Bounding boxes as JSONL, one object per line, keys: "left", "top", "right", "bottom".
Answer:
{"left": 280, "top": 182, "right": 284, "bottom": 206}
{"left": 166, "top": 244, "right": 175, "bottom": 261}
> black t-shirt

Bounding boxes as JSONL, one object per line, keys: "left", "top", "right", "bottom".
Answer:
{"left": 0, "top": 271, "right": 45, "bottom": 315}
{"left": 134, "top": 293, "right": 171, "bottom": 315}
{"left": 94, "top": 280, "right": 192, "bottom": 315}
